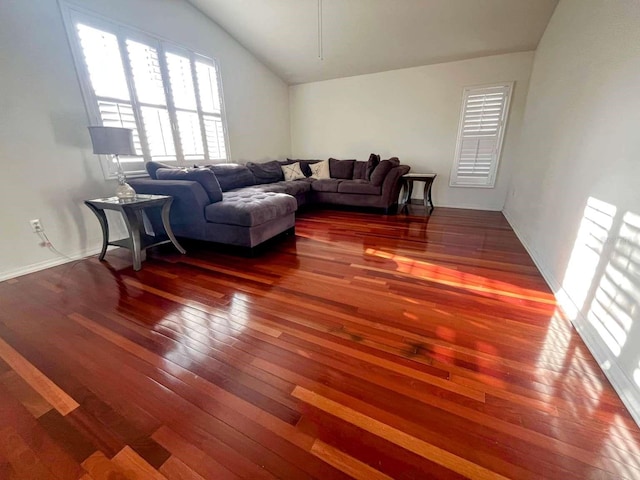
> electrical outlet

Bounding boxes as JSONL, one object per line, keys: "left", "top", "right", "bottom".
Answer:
{"left": 30, "top": 219, "right": 43, "bottom": 233}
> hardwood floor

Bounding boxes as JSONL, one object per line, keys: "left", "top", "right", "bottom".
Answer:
{"left": 1, "top": 207, "right": 639, "bottom": 479}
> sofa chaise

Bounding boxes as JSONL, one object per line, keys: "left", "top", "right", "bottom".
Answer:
{"left": 129, "top": 156, "right": 409, "bottom": 249}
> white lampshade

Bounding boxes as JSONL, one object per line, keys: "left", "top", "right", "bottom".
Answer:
{"left": 88, "top": 126, "right": 136, "bottom": 155}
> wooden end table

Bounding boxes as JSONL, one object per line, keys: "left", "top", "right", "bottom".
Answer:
{"left": 399, "top": 173, "right": 437, "bottom": 213}
{"left": 85, "top": 195, "right": 186, "bottom": 271}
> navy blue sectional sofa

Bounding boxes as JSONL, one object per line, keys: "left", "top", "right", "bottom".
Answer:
{"left": 129, "top": 157, "right": 409, "bottom": 249}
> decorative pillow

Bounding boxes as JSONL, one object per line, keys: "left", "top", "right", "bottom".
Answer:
{"left": 156, "top": 167, "right": 223, "bottom": 203}
{"left": 329, "top": 158, "right": 356, "bottom": 179}
{"left": 246, "top": 160, "right": 284, "bottom": 184}
{"left": 366, "top": 153, "right": 381, "bottom": 180}
{"left": 146, "top": 161, "right": 176, "bottom": 179}
{"left": 286, "top": 159, "right": 320, "bottom": 177}
{"left": 369, "top": 159, "right": 395, "bottom": 186}
{"left": 281, "top": 162, "right": 306, "bottom": 181}
{"left": 309, "top": 159, "right": 330, "bottom": 179}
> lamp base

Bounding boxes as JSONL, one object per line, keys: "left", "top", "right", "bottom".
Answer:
{"left": 116, "top": 182, "right": 137, "bottom": 199}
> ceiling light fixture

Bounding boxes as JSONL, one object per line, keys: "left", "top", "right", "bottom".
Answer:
{"left": 317, "top": 0, "right": 324, "bottom": 60}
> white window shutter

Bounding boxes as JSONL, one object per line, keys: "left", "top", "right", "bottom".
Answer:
{"left": 450, "top": 83, "right": 512, "bottom": 187}
{"left": 66, "top": 8, "right": 230, "bottom": 176}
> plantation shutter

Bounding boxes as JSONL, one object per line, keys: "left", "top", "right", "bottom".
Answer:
{"left": 66, "top": 7, "right": 230, "bottom": 179}
{"left": 76, "top": 23, "right": 144, "bottom": 173}
{"left": 125, "top": 38, "right": 177, "bottom": 163}
{"left": 450, "top": 83, "right": 512, "bottom": 187}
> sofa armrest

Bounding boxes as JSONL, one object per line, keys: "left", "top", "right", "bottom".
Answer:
{"left": 380, "top": 165, "right": 411, "bottom": 206}
{"left": 128, "top": 178, "right": 210, "bottom": 234}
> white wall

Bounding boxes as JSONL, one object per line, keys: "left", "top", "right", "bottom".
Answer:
{"left": 289, "top": 52, "right": 534, "bottom": 210}
{"left": 503, "top": 0, "right": 640, "bottom": 422}
{"left": 0, "top": 0, "right": 290, "bottom": 280}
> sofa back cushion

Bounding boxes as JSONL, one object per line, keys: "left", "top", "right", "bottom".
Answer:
{"left": 329, "top": 158, "right": 356, "bottom": 179}
{"left": 156, "top": 167, "right": 223, "bottom": 203}
{"left": 370, "top": 157, "right": 400, "bottom": 186}
{"left": 146, "top": 161, "right": 176, "bottom": 179}
{"left": 352, "top": 161, "right": 367, "bottom": 180}
{"left": 207, "top": 163, "right": 255, "bottom": 191}
{"left": 246, "top": 160, "right": 284, "bottom": 184}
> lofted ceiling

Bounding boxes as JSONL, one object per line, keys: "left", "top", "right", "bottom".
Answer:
{"left": 187, "top": 0, "right": 558, "bottom": 85}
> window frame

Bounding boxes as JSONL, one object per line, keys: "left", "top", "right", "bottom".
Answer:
{"left": 449, "top": 82, "right": 513, "bottom": 188}
{"left": 61, "top": 3, "right": 231, "bottom": 179}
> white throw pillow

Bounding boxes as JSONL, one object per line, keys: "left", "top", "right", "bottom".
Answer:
{"left": 309, "top": 160, "right": 330, "bottom": 179}
{"left": 281, "top": 162, "right": 306, "bottom": 181}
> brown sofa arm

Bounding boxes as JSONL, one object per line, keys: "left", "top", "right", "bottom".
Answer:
{"left": 380, "top": 165, "right": 411, "bottom": 207}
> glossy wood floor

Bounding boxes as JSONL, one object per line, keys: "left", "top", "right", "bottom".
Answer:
{"left": 1, "top": 207, "right": 640, "bottom": 479}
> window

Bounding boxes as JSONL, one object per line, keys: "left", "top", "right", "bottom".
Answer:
{"left": 64, "top": 7, "right": 229, "bottom": 177}
{"left": 450, "top": 83, "right": 512, "bottom": 188}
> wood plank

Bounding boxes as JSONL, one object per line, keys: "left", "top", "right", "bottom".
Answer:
{"left": 111, "top": 446, "right": 168, "bottom": 480}
{"left": 159, "top": 456, "right": 206, "bottom": 480}
{"left": 0, "top": 208, "right": 638, "bottom": 478}
{"left": 81, "top": 451, "right": 128, "bottom": 480}
{"left": 293, "top": 386, "right": 510, "bottom": 480}
{"left": 0, "top": 370, "right": 53, "bottom": 418}
{"left": 0, "top": 426, "right": 60, "bottom": 480}
{"left": 0, "top": 336, "right": 79, "bottom": 415}
{"left": 311, "top": 439, "right": 394, "bottom": 480}
{"left": 0, "top": 385, "right": 84, "bottom": 479}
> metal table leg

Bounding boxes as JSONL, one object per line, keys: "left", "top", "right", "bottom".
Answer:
{"left": 85, "top": 202, "right": 110, "bottom": 261}
{"left": 161, "top": 200, "right": 186, "bottom": 254}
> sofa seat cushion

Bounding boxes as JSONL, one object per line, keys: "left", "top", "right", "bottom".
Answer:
{"left": 205, "top": 191, "right": 297, "bottom": 227}
{"left": 337, "top": 180, "right": 381, "bottom": 195}
{"left": 311, "top": 179, "right": 342, "bottom": 192}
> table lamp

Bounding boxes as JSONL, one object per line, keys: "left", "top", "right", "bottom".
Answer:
{"left": 88, "top": 126, "right": 137, "bottom": 199}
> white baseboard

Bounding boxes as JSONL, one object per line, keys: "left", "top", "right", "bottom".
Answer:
{"left": 0, "top": 246, "right": 103, "bottom": 283}
{"left": 502, "top": 209, "right": 640, "bottom": 427}
{"left": 408, "top": 200, "right": 502, "bottom": 211}
{"left": 435, "top": 202, "right": 502, "bottom": 211}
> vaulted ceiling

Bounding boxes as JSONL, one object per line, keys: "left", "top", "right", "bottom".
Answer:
{"left": 187, "top": 0, "right": 558, "bottom": 84}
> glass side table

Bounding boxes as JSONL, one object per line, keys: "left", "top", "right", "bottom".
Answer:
{"left": 399, "top": 173, "right": 437, "bottom": 213}
{"left": 85, "top": 194, "right": 186, "bottom": 271}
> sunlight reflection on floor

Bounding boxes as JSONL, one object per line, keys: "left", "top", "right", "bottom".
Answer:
{"left": 365, "top": 248, "right": 554, "bottom": 305}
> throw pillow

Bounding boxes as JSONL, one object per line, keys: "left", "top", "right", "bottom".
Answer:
{"left": 366, "top": 153, "right": 380, "bottom": 180}
{"left": 146, "top": 161, "right": 176, "bottom": 179}
{"left": 370, "top": 159, "right": 395, "bottom": 186}
{"left": 281, "top": 162, "right": 306, "bottom": 181}
{"left": 156, "top": 167, "right": 223, "bottom": 203}
{"left": 329, "top": 158, "right": 356, "bottom": 179}
{"left": 309, "top": 159, "right": 330, "bottom": 179}
{"left": 286, "top": 159, "right": 320, "bottom": 177}
{"left": 246, "top": 160, "right": 284, "bottom": 184}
